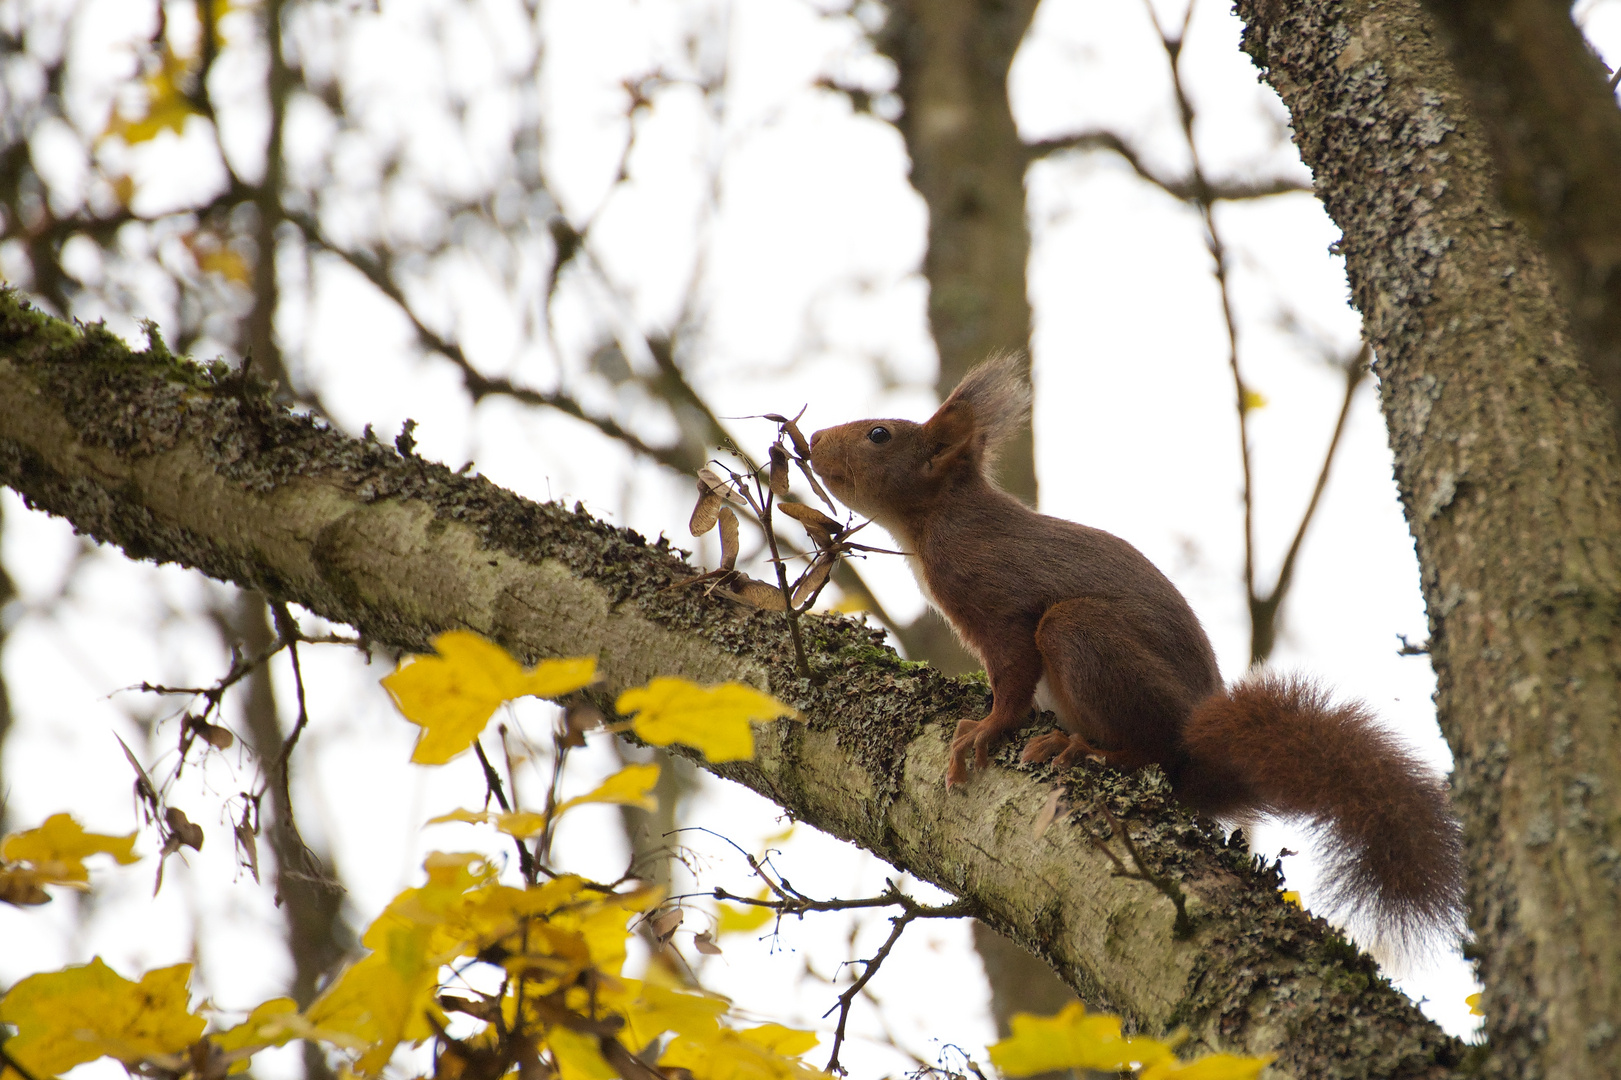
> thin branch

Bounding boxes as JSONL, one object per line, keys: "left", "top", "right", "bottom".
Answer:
{"left": 1024, "top": 129, "right": 1312, "bottom": 202}
{"left": 1248, "top": 344, "right": 1370, "bottom": 660}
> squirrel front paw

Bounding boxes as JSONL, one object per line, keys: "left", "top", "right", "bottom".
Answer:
{"left": 946, "top": 717, "right": 992, "bottom": 787}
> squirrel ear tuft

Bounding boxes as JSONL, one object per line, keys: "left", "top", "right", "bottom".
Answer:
{"left": 924, "top": 352, "right": 1032, "bottom": 477}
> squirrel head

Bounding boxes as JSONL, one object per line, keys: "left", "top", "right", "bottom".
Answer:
{"left": 810, "top": 354, "right": 1031, "bottom": 531}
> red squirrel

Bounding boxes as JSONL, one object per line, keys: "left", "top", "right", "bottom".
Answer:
{"left": 809, "top": 355, "right": 1463, "bottom": 950}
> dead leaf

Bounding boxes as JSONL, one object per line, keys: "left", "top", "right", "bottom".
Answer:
{"left": 1033, "top": 788, "right": 1064, "bottom": 840}
{"left": 719, "top": 507, "right": 740, "bottom": 571}
{"left": 693, "top": 932, "right": 722, "bottom": 956}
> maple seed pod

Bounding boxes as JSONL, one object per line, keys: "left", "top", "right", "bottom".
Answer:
{"left": 651, "top": 908, "right": 684, "bottom": 943}
{"left": 690, "top": 481, "right": 722, "bottom": 536}
{"left": 768, "top": 444, "right": 790, "bottom": 497}
{"left": 186, "top": 715, "right": 235, "bottom": 750}
{"left": 777, "top": 501, "right": 843, "bottom": 536}
{"left": 792, "top": 555, "right": 834, "bottom": 609}
{"left": 718, "top": 506, "right": 740, "bottom": 570}
{"left": 693, "top": 931, "right": 723, "bottom": 955}
{"left": 164, "top": 807, "right": 204, "bottom": 851}
{"left": 784, "top": 419, "right": 811, "bottom": 459}
{"left": 730, "top": 576, "right": 789, "bottom": 611}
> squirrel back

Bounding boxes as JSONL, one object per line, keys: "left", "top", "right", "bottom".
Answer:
{"left": 809, "top": 354, "right": 1464, "bottom": 954}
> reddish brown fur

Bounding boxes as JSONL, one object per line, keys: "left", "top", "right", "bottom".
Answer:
{"left": 810, "top": 355, "right": 1464, "bottom": 950}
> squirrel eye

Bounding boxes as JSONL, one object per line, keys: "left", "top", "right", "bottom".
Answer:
{"left": 867, "top": 426, "right": 892, "bottom": 445}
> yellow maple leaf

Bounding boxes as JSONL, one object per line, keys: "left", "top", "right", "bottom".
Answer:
{"left": 426, "top": 807, "right": 549, "bottom": 838}
{"left": 382, "top": 631, "right": 595, "bottom": 764}
{"left": 1280, "top": 890, "right": 1302, "bottom": 908}
{"left": 614, "top": 980, "right": 730, "bottom": 1053}
{"left": 1140, "top": 1052, "right": 1276, "bottom": 1080}
{"left": 208, "top": 997, "right": 372, "bottom": 1073}
{"left": 1240, "top": 388, "right": 1269, "bottom": 413}
{"left": 615, "top": 679, "right": 796, "bottom": 763}
{"left": 547, "top": 1026, "right": 617, "bottom": 1080}
{"left": 716, "top": 891, "right": 775, "bottom": 936}
{"left": 1466, "top": 992, "right": 1484, "bottom": 1017}
{"left": 660, "top": 1023, "right": 822, "bottom": 1080}
{"left": 988, "top": 1002, "right": 1173, "bottom": 1077}
{"left": 556, "top": 763, "right": 661, "bottom": 816}
{"left": 1, "top": 813, "right": 140, "bottom": 887}
{"left": 0, "top": 959, "right": 206, "bottom": 1076}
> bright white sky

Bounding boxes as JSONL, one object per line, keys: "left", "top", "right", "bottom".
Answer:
{"left": 7, "top": 0, "right": 1621, "bottom": 1074}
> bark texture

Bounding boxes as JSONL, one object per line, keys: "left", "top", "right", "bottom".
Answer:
{"left": 1417, "top": 0, "right": 1621, "bottom": 442}
{"left": 1238, "top": 3, "right": 1621, "bottom": 1078}
{"left": 0, "top": 293, "right": 1459, "bottom": 1078}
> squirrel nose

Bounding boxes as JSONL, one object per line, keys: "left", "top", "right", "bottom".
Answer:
{"left": 809, "top": 429, "right": 824, "bottom": 449}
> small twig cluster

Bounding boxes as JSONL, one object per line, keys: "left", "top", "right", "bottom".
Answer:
{"left": 123, "top": 607, "right": 361, "bottom": 893}
{"left": 665, "top": 827, "right": 976, "bottom": 1076}
{"left": 683, "top": 409, "right": 893, "bottom": 680}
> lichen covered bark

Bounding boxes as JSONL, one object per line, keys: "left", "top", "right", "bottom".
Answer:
{"left": 1238, "top": 3, "right": 1621, "bottom": 1077}
{"left": 0, "top": 293, "right": 1458, "bottom": 1077}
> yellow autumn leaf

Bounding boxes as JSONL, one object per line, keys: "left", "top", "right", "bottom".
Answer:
{"left": 210, "top": 997, "right": 373, "bottom": 1073}
{"left": 716, "top": 891, "right": 775, "bottom": 936}
{"left": 1280, "top": 890, "right": 1302, "bottom": 908}
{"left": 616, "top": 980, "right": 730, "bottom": 1053}
{"left": 425, "top": 807, "right": 548, "bottom": 838}
{"left": 382, "top": 631, "right": 595, "bottom": 764}
{"left": 615, "top": 678, "right": 797, "bottom": 763}
{"left": 659, "top": 1023, "right": 822, "bottom": 1080}
{"left": 0, "top": 959, "right": 206, "bottom": 1076}
{"left": 210, "top": 997, "right": 301, "bottom": 1055}
{"left": 1240, "top": 388, "right": 1268, "bottom": 413}
{"left": 2, "top": 812, "right": 140, "bottom": 886}
{"left": 1140, "top": 1052, "right": 1276, "bottom": 1080}
{"left": 556, "top": 763, "right": 661, "bottom": 816}
{"left": 988, "top": 1002, "right": 1173, "bottom": 1077}
{"left": 548, "top": 1026, "right": 617, "bottom": 1080}
{"left": 103, "top": 47, "right": 200, "bottom": 145}
{"left": 1466, "top": 992, "right": 1483, "bottom": 1017}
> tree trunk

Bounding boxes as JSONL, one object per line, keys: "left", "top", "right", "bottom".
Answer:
{"left": 877, "top": 0, "right": 1039, "bottom": 503}
{"left": 1237, "top": 3, "right": 1621, "bottom": 1077}
{"left": 0, "top": 292, "right": 1457, "bottom": 1078}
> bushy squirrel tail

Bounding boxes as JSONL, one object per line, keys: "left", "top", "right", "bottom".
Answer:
{"left": 1175, "top": 672, "right": 1464, "bottom": 954}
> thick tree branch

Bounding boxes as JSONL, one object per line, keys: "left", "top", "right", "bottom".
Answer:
{"left": 1237, "top": 3, "right": 1621, "bottom": 1077}
{"left": 1418, "top": 0, "right": 1621, "bottom": 443}
{"left": 0, "top": 293, "right": 1455, "bottom": 1078}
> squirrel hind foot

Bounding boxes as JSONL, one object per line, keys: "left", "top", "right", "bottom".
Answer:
{"left": 1021, "top": 731, "right": 1099, "bottom": 769}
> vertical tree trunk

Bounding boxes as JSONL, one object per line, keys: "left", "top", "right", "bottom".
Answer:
{"left": 877, "top": 0, "right": 1039, "bottom": 503}
{"left": 1238, "top": 3, "right": 1621, "bottom": 1076}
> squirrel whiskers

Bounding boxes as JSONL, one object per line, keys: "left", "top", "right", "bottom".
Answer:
{"left": 809, "top": 355, "right": 1463, "bottom": 955}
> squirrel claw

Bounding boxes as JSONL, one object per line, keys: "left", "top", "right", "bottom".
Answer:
{"left": 1022, "top": 731, "right": 1096, "bottom": 768}
{"left": 947, "top": 718, "right": 986, "bottom": 788}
